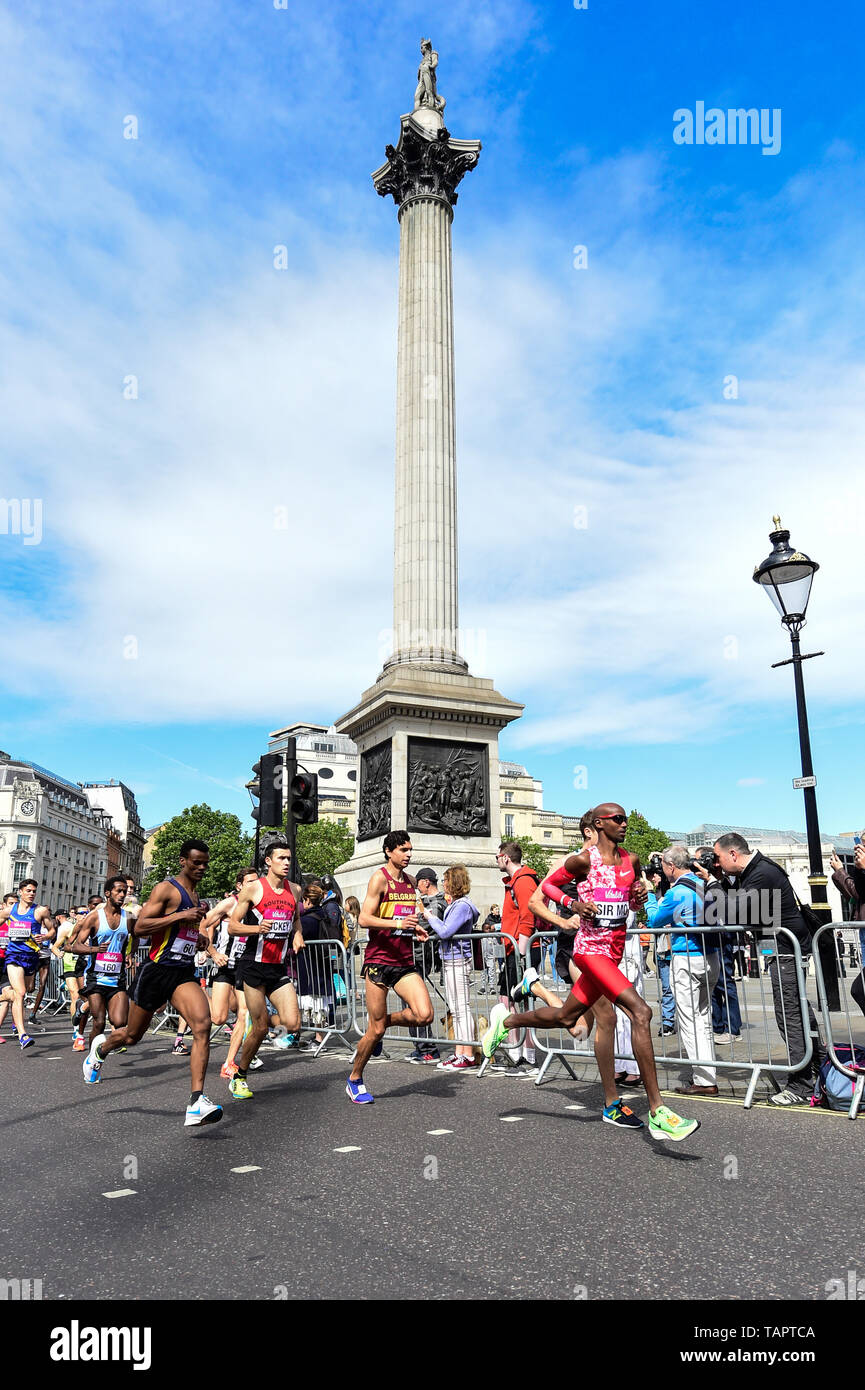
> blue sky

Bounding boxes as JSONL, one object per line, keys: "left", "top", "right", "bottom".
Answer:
{"left": 1, "top": 0, "right": 864, "bottom": 839}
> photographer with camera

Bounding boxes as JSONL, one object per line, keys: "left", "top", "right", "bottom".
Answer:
{"left": 648, "top": 844, "right": 720, "bottom": 1095}
{"left": 690, "top": 845, "right": 743, "bottom": 1044}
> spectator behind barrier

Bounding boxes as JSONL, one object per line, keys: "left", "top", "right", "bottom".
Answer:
{"left": 405, "top": 868, "right": 444, "bottom": 1064}
{"left": 692, "top": 847, "right": 743, "bottom": 1045}
{"left": 423, "top": 865, "right": 479, "bottom": 1070}
{"left": 830, "top": 843, "right": 865, "bottom": 1018}
{"left": 714, "top": 832, "right": 825, "bottom": 1105}
{"left": 649, "top": 844, "right": 720, "bottom": 1096}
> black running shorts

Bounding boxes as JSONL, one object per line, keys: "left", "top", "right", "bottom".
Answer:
{"left": 211, "top": 966, "right": 237, "bottom": 987}
{"left": 236, "top": 961, "right": 293, "bottom": 995}
{"left": 361, "top": 963, "right": 419, "bottom": 991}
{"left": 81, "top": 975, "right": 128, "bottom": 999}
{"left": 130, "top": 961, "right": 196, "bottom": 1014}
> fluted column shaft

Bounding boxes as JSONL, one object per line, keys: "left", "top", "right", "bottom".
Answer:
{"left": 388, "top": 192, "right": 464, "bottom": 671}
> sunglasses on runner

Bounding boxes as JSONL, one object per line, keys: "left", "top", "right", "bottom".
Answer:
{"left": 600, "top": 814, "right": 627, "bottom": 824}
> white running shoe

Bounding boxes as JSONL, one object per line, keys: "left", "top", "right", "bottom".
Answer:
{"left": 248, "top": 1056, "right": 264, "bottom": 1070}
{"left": 184, "top": 1094, "right": 224, "bottom": 1126}
{"left": 83, "top": 1033, "right": 107, "bottom": 1085}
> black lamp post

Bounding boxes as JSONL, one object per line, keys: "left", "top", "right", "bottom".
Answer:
{"left": 753, "top": 516, "right": 830, "bottom": 922}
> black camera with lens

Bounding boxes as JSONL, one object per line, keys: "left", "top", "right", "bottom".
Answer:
{"left": 690, "top": 848, "right": 716, "bottom": 875}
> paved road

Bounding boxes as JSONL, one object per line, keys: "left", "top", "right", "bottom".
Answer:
{"left": 2, "top": 1020, "right": 861, "bottom": 1301}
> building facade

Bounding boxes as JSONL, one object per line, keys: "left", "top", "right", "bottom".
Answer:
{"left": 0, "top": 753, "right": 110, "bottom": 911}
{"left": 0, "top": 753, "right": 145, "bottom": 910}
{"left": 81, "top": 782, "right": 146, "bottom": 887}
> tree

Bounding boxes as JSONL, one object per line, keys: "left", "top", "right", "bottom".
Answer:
{"left": 254, "top": 821, "right": 355, "bottom": 882}
{"left": 143, "top": 804, "right": 253, "bottom": 902}
{"left": 623, "top": 810, "right": 670, "bottom": 865}
{"left": 509, "top": 834, "right": 551, "bottom": 879}
{"left": 297, "top": 821, "right": 355, "bottom": 879}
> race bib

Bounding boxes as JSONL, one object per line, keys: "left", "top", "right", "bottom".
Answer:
{"left": 170, "top": 924, "right": 200, "bottom": 959}
{"left": 8, "top": 925, "right": 32, "bottom": 942}
{"left": 592, "top": 891, "right": 629, "bottom": 925}
{"left": 391, "top": 902, "right": 416, "bottom": 937}
{"left": 263, "top": 913, "right": 291, "bottom": 938}
{"left": 95, "top": 950, "right": 122, "bottom": 977}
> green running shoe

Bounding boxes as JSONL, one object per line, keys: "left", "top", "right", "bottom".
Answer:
{"left": 648, "top": 1104, "right": 700, "bottom": 1142}
{"left": 482, "top": 1003, "right": 511, "bottom": 1059}
{"left": 229, "top": 1074, "right": 253, "bottom": 1100}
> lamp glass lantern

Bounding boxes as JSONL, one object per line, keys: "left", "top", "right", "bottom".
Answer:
{"left": 752, "top": 516, "right": 819, "bottom": 628}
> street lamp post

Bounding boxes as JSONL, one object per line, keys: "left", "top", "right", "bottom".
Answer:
{"left": 753, "top": 516, "right": 830, "bottom": 923}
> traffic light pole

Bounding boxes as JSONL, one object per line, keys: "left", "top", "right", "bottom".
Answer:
{"left": 284, "top": 736, "right": 298, "bottom": 881}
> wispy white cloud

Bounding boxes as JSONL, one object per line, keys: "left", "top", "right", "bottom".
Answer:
{"left": 0, "top": 1, "right": 863, "bottom": 771}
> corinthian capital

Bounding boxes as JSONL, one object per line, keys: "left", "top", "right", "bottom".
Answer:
{"left": 372, "top": 116, "right": 481, "bottom": 211}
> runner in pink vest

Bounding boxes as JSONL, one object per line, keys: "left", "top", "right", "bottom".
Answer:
{"left": 483, "top": 803, "right": 701, "bottom": 1142}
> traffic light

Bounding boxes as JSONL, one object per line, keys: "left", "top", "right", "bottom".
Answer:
{"left": 251, "top": 753, "right": 283, "bottom": 826}
{"left": 289, "top": 770, "right": 318, "bottom": 826}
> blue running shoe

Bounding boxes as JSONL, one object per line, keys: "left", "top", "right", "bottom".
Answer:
{"left": 510, "top": 966, "right": 540, "bottom": 1001}
{"left": 346, "top": 1077, "right": 374, "bottom": 1104}
{"left": 19, "top": 1034, "right": 35, "bottom": 1050}
{"left": 371, "top": 1037, "right": 384, "bottom": 1057}
{"left": 83, "top": 1033, "right": 107, "bottom": 1084}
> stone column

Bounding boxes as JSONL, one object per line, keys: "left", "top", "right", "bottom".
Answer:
{"left": 372, "top": 105, "right": 481, "bottom": 674}
{"left": 333, "top": 55, "right": 524, "bottom": 912}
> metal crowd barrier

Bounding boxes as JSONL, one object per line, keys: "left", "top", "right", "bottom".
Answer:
{"left": 811, "top": 923, "right": 865, "bottom": 1120}
{"left": 41, "top": 955, "right": 66, "bottom": 1013}
{"left": 136, "top": 938, "right": 356, "bottom": 1053}
{"left": 516, "top": 925, "right": 819, "bottom": 1109}
{"left": 285, "top": 938, "right": 354, "bottom": 1052}
{"left": 350, "top": 930, "right": 523, "bottom": 1058}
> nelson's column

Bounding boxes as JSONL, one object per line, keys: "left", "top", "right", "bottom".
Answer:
{"left": 335, "top": 40, "right": 523, "bottom": 908}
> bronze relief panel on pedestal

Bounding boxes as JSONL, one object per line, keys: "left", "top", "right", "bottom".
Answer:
{"left": 407, "top": 737, "right": 489, "bottom": 836}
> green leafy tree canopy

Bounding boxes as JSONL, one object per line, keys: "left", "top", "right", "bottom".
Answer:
{"left": 143, "top": 804, "right": 253, "bottom": 902}
{"left": 509, "top": 834, "right": 552, "bottom": 879}
{"left": 297, "top": 821, "right": 355, "bottom": 879}
{"left": 255, "top": 821, "right": 355, "bottom": 882}
{"left": 623, "top": 810, "right": 671, "bottom": 865}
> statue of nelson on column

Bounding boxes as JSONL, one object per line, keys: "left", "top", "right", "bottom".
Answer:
{"left": 414, "top": 38, "right": 446, "bottom": 114}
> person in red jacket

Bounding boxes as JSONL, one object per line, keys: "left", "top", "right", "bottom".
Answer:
{"left": 495, "top": 841, "right": 543, "bottom": 1074}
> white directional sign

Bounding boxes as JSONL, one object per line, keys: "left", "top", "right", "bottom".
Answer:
{"left": 792, "top": 776, "right": 817, "bottom": 789}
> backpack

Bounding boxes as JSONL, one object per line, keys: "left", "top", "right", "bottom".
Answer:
{"left": 339, "top": 908, "right": 352, "bottom": 952}
{"left": 810, "top": 1045, "right": 865, "bottom": 1111}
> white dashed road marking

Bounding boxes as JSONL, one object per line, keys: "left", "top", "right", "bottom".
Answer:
{"left": 333, "top": 1146, "right": 362, "bottom": 1153}
{"left": 500, "top": 1116, "right": 523, "bottom": 1123}
{"left": 103, "top": 1189, "right": 136, "bottom": 1199}
{"left": 427, "top": 1129, "right": 453, "bottom": 1136}
{"left": 566, "top": 1103, "right": 585, "bottom": 1111}
{"left": 230, "top": 1166, "right": 262, "bottom": 1174}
